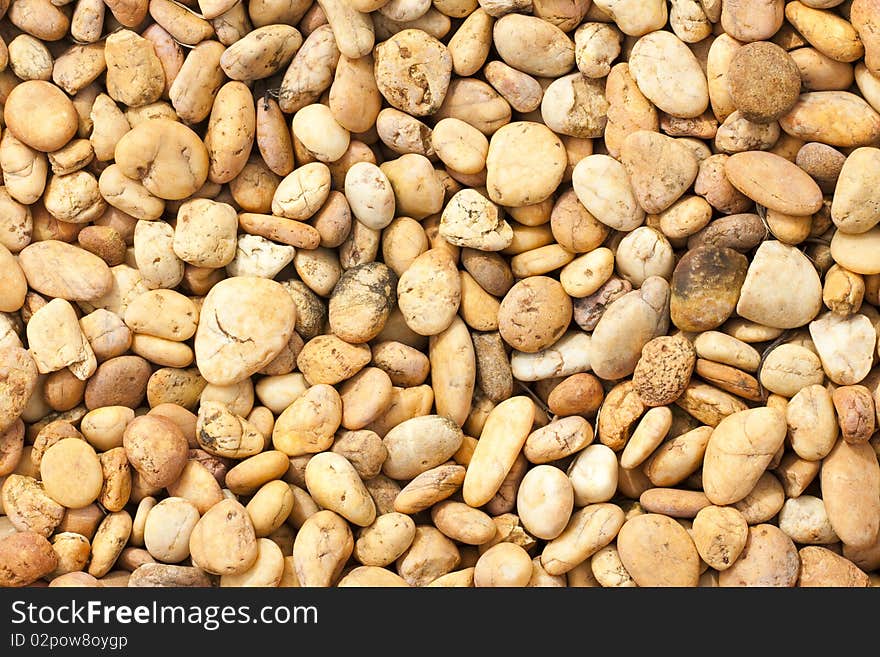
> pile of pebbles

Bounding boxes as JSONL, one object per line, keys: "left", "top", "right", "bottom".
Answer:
{"left": 2, "top": 0, "right": 880, "bottom": 587}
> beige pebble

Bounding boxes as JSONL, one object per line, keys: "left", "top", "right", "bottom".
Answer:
{"left": 144, "top": 497, "right": 200, "bottom": 563}
{"left": 702, "top": 407, "right": 787, "bottom": 505}
{"left": 692, "top": 506, "right": 749, "bottom": 571}
{"left": 718, "top": 524, "right": 799, "bottom": 587}
{"left": 831, "top": 226, "right": 880, "bottom": 275}
{"left": 736, "top": 241, "right": 823, "bottom": 329}
{"left": 463, "top": 396, "right": 534, "bottom": 507}
{"left": 194, "top": 277, "right": 296, "bottom": 386}
{"left": 189, "top": 498, "right": 258, "bottom": 576}
{"left": 305, "top": 451, "right": 376, "bottom": 527}
{"left": 760, "top": 343, "right": 825, "bottom": 397}
{"left": 541, "top": 503, "right": 625, "bottom": 576}
{"left": 778, "top": 495, "right": 839, "bottom": 545}
{"left": 40, "top": 438, "right": 103, "bottom": 509}
{"left": 516, "top": 465, "right": 574, "bottom": 540}
{"left": 821, "top": 439, "right": 880, "bottom": 548}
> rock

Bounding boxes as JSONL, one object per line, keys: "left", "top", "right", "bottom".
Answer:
{"left": 692, "top": 505, "right": 748, "bottom": 571}
{"left": 296, "top": 335, "right": 371, "bottom": 385}
{"left": 778, "top": 496, "right": 838, "bottom": 545}
{"left": 798, "top": 546, "right": 870, "bottom": 587}
{"left": 821, "top": 440, "right": 880, "bottom": 548}
{"left": 0, "top": 531, "right": 58, "bottom": 587}
{"left": 439, "top": 189, "right": 512, "bottom": 251}
{"left": 759, "top": 344, "right": 824, "bottom": 397}
{"left": 18, "top": 240, "right": 112, "bottom": 301}
{"left": 374, "top": 29, "right": 452, "bottom": 117}
{"left": 620, "top": 130, "right": 698, "bottom": 214}
{"left": 809, "top": 312, "right": 875, "bottom": 385}
{"left": 632, "top": 334, "right": 696, "bottom": 406}
{"left": 718, "top": 524, "right": 800, "bottom": 587}
{"left": 735, "top": 240, "right": 823, "bottom": 329}
{"left": 629, "top": 30, "right": 708, "bottom": 118}
{"left": 329, "top": 262, "right": 398, "bottom": 344}
{"left": 397, "top": 248, "right": 461, "bottom": 336}
{"left": 589, "top": 276, "right": 669, "bottom": 380}
{"left": 831, "top": 147, "right": 880, "bottom": 234}
{"left": 540, "top": 73, "right": 609, "bottom": 138}
{"left": 830, "top": 226, "right": 880, "bottom": 274}
{"left": 486, "top": 122, "right": 566, "bottom": 207}
{"left": 702, "top": 407, "right": 787, "bottom": 505}
{"left": 670, "top": 245, "right": 748, "bottom": 331}
{"left": 727, "top": 41, "right": 801, "bottom": 124}
{"left": 194, "top": 277, "right": 296, "bottom": 386}
{"left": 572, "top": 154, "right": 644, "bottom": 231}
{"left": 0, "top": 347, "right": 38, "bottom": 434}
{"left": 616, "top": 513, "right": 700, "bottom": 586}
{"left": 498, "top": 276, "right": 572, "bottom": 354}
{"left": 725, "top": 151, "right": 823, "bottom": 216}
{"left": 26, "top": 298, "right": 96, "bottom": 380}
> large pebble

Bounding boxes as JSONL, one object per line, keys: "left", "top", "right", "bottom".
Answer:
{"left": 616, "top": 513, "right": 700, "bottom": 587}
{"left": 540, "top": 503, "right": 625, "bottom": 576}
{"left": 397, "top": 249, "right": 460, "bottom": 336}
{"left": 26, "top": 298, "right": 96, "bottom": 380}
{"left": 780, "top": 91, "right": 880, "bottom": 148}
{"left": 0, "top": 531, "right": 58, "bottom": 587}
{"left": 374, "top": 29, "right": 452, "bottom": 117}
{"left": 809, "top": 312, "right": 875, "bottom": 385}
{"left": 463, "top": 396, "right": 534, "bottom": 507}
{"left": 702, "top": 407, "right": 787, "bottom": 505}
{"left": 0, "top": 245, "right": 26, "bottom": 313}
{"left": 692, "top": 506, "right": 748, "bottom": 571}
{"left": 589, "top": 276, "right": 669, "bottom": 380}
{"left": 305, "top": 452, "right": 376, "bottom": 527}
{"left": 296, "top": 335, "right": 371, "bottom": 385}
{"left": 194, "top": 277, "right": 296, "bottom": 385}
{"left": 831, "top": 147, "right": 880, "bottom": 234}
{"left": 485, "top": 122, "right": 566, "bottom": 208}
{"left": 498, "top": 277, "right": 572, "bottom": 354}
{"left": 821, "top": 440, "right": 880, "bottom": 548}
{"left": 724, "top": 151, "right": 823, "bottom": 216}
{"left": 670, "top": 245, "right": 748, "bottom": 332}
{"left": 632, "top": 334, "right": 695, "bottom": 407}
{"left": 439, "top": 189, "right": 512, "bottom": 251}
{"left": 830, "top": 227, "right": 880, "bottom": 274}
{"left": 759, "top": 344, "right": 824, "bottom": 397}
{"left": 572, "top": 154, "right": 644, "bottom": 231}
{"left": 718, "top": 524, "right": 800, "bottom": 587}
{"left": 798, "top": 546, "right": 870, "bottom": 587}
{"left": 382, "top": 415, "right": 463, "bottom": 480}
{"left": 329, "top": 263, "right": 397, "bottom": 344}
{"left": 735, "top": 241, "right": 823, "bottom": 329}
{"left": 18, "top": 240, "right": 112, "bottom": 301}
{"left": 629, "top": 30, "right": 709, "bottom": 118}
{"left": 114, "top": 119, "right": 209, "bottom": 200}
{"left": 0, "top": 347, "right": 38, "bottom": 434}
{"left": 787, "top": 384, "right": 838, "bottom": 461}
{"left": 189, "top": 498, "right": 258, "bottom": 575}
{"left": 778, "top": 496, "right": 838, "bottom": 545}
{"left": 620, "top": 131, "right": 698, "bottom": 214}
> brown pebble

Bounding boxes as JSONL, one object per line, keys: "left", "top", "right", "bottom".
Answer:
{"left": 727, "top": 41, "right": 802, "bottom": 124}
{"left": 84, "top": 356, "right": 152, "bottom": 409}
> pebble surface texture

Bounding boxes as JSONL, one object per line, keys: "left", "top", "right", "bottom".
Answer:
{"left": 2, "top": 0, "right": 880, "bottom": 592}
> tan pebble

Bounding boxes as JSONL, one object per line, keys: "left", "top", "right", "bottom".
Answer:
{"left": 616, "top": 513, "right": 700, "bottom": 587}
{"left": 798, "top": 546, "right": 870, "bottom": 587}
{"left": 702, "top": 407, "right": 787, "bottom": 505}
{"left": 692, "top": 506, "right": 749, "bottom": 571}
{"left": 189, "top": 498, "right": 258, "bottom": 576}
{"left": 718, "top": 524, "right": 799, "bottom": 587}
{"left": 40, "top": 438, "right": 103, "bottom": 509}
